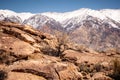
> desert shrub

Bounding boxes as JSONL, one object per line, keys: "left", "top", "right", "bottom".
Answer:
{"left": 40, "top": 31, "right": 70, "bottom": 57}
{"left": 79, "top": 62, "right": 108, "bottom": 74}
{"left": 41, "top": 44, "right": 58, "bottom": 56}
{"left": 94, "top": 63, "right": 103, "bottom": 72}
{"left": 79, "top": 62, "right": 95, "bottom": 73}
{"left": 0, "top": 70, "right": 7, "bottom": 80}
{"left": 55, "top": 31, "right": 70, "bottom": 56}
{"left": 109, "top": 58, "right": 120, "bottom": 80}
{"left": 0, "top": 49, "right": 9, "bottom": 64}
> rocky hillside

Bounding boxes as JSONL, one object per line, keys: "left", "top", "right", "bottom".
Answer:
{"left": 0, "top": 21, "right": 120, "bottom": 80}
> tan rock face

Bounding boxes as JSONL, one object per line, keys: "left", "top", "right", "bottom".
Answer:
{"left": 0, "top": 21, "right": 58, "bottom": 55}
{"left": 7, "top": 72, "right": 46, "bottom": 80}
{"left": 92, "top": 72, "right": 113, "bottom": 80}
{"left": 61, "top": 50, "right": 113, "bottom": 64}
{"left": 11, "top": 40, "right": 35, "bottom": 55}
{"left": 7, "top": 60, "right": 82, "bottom": 80}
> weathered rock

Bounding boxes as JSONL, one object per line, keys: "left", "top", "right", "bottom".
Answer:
{"left": 58, "top": 63, "right": 83, "bottom": 80}
{"left": 11, "top": 40, "right": 35, "bottom": 55}
{"left": 61, "top": 50, "right": 80, "bottom": 63}
{"left": 92, "top": 72, "right": 113, "bottom": 80}
{"left": 61, "top": 50, "right": 113, "bottom": 65}
{"left": 0, "top": 21, "right": 58, "bottom": 56}
{"left": 7, "top": 72, "right": 46, "bottom": 80}
{"left": 7, "top": 60, "right": 82, "bottom": 80}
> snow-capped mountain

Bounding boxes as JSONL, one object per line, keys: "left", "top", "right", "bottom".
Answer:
{"left": 0, "top": 8, "right": 120, "bottom": 29}
{"left": 45, "top": 8, "right": 120, "bottom": 22}
{"left": 24, "top": 14, "right": 63, "bottom": 34}
{"left": 0, "top": 8, "right": 120, "bottom": 51}
{"left": 42, "top": 8, "right": 120, "bottom": 29}
{"left": 42, "top": 8, "right": 108, "bottom": 22}
{"left": 0, "top": 9, "right": 34, "bottom": 22}
{"left": 0, "top": 10, "right": 22, "bottom": 23}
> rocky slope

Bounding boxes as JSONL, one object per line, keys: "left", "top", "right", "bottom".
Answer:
{"left": 68, "top": 16, "right": 120, "bottom": 51}
{"left": 0, "top": 21, "right": 120, "bottom": 80}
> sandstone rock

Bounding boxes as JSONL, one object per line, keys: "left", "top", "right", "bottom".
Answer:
{"left": 0, "top": 21, "right": 58, "bottom": 56}
{"left": 58, "top": 63, "right": 83, "bottom": 80}
{"left": 7, "top": 72, "right": 46, "bottom": 80}
{"left": 11, "top": 40, "right": 35, "bottom": 55}
{"left": 21, "top": 33, "right": 36, "bottom": 43}
{"left": 100, "top": 62, "right": 110, "bottom": 70}
{"left": 62, "top": 50, "right": 113, "bottom": 65}
{"left": 7, "top": 60, "right": 82, "bottom": 80}
{"left": 92, "top": 72, "right": 113, "bottom": 80}
{"left": 61, "top": 50, "right": 80, "bottom": 63}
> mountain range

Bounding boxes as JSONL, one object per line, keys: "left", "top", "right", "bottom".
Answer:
{"left": 0, "top": 8, "right": 120, "bottom": 51}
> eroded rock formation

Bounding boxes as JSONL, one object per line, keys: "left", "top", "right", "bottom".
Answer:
{"left": 0, "top": 21, "right": 119, "bottom": 80}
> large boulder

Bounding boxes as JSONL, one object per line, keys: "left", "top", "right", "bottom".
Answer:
{"left": 92, "top": 72, "right": 113, "bottom": 80}
{"left": 61, "top": 50, "right": 113, "bottom": 64}
{"left": 7, "top": 59, "right": 82, "bottom": 80}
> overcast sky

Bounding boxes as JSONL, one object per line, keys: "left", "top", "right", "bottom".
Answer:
{"left": 0, "top": 0, "right": 120, "bottom": 13}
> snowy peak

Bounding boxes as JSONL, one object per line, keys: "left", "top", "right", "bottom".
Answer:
{"left": 24, "top": 14, "right": 62, "bottom": 30}
{"left": 42, "top": 8, "right": 120, "bottom": 23}
{"left": 0, "top": 9, "right": 17, "bottom": 15}
{"left": 0, "top": 9, "right": 34, "bottom": 21}
{"left": 18, "top": 12, "right": 34, "bottom": 21}
{"left": 41, "top": 8, "right": 94, "bottom": 22}
{"left": 23, "top": 14, "right": 55, "bottom": 28}
{"left": 100, "top": 9, "right": 120, "bottom": 22}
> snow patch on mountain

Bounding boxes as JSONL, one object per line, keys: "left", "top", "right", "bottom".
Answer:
{"left": 42, "top": 8, "right": 120, "bottom": 22}
{"left": 100, "top": 9, "right": 120, "bottom": 22}
{"left": 23, "top": 14, "right": 62, "bottom": 29}
{"left": 0, "top": 9, "right": 34, "bottom": 21}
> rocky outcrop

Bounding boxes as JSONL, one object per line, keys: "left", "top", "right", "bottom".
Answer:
{"left": 61, "top": 50, "right": 113, "bottom": 64}
{"left": 0, "top": 21, "right": 82, "bottom": 80}
{"left": 0, "top": 21, "right": 119, "bottom": 80}
{"left": 91, "top": 72, "right": 112, "bottom": 80}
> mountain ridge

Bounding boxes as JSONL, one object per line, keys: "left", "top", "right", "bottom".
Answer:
{"left": 0, "top": 8, "right": 120, "bottom": 23}
{"left": 0, "top": 8, "right": 120, "bottom": 51}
